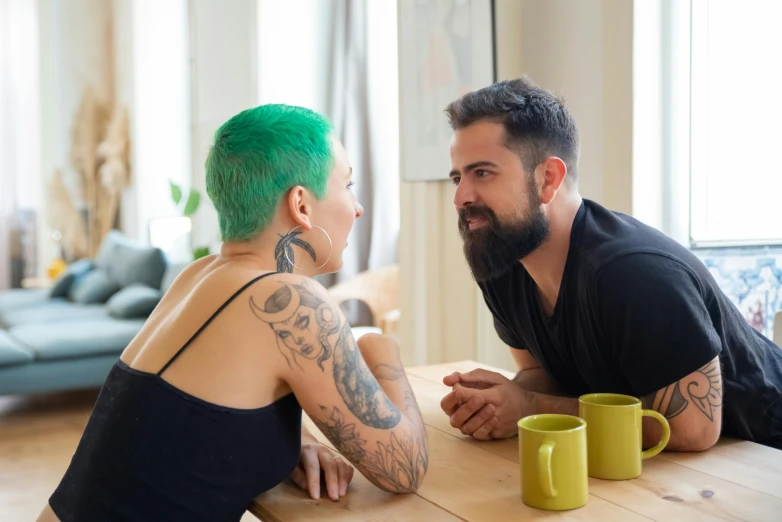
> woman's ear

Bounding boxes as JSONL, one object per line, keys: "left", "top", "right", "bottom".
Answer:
{"left": 286, "top": 186, "right": 314, "bottom": 229}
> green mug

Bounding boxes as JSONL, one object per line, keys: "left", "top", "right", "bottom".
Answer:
{"left": 518, "top": 414, "right": 588, "bottom": 511}
{"left": 578, "top": 393, "right": 670, "bottom": 480}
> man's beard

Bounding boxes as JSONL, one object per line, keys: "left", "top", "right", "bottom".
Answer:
{"left": 458, "top": 191, "right": 550, "bottom": 282}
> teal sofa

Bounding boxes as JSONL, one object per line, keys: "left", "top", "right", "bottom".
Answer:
{"left": 0, "top": 231, "right": 184, "bottom": 396}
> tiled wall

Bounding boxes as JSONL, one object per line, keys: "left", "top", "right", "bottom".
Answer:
{"left": 693, "top": 247, "right": 782, "bottom": 339}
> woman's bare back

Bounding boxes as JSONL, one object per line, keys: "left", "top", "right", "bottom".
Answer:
{"left": 119, "top": 256, "right": 292, "bottom": 410}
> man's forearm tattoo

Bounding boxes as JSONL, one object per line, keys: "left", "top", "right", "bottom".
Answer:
{"left": 250, "top": 280, "right": 400, "bottom": 429}
{"left": 312, "top": 404, "right": 427, "bottom": 493}
{"left": 274, "top": 231, "right": 316, "bottom": 273}
{"left": 642, "top": 359, "right": 722, "bottom": 421}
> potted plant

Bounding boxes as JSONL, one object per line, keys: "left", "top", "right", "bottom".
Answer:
{"left": 169, "top": 181, "right": 210, "bottom": 260}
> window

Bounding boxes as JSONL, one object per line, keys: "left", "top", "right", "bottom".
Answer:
{"left": 132, "top": 0, "right": 191, "bottom": 242}
{"left": 689, "top": 0, "right": 782, "bottom": 246}
{"left": 256, "top": 0, "right": 328, "bottom": 111}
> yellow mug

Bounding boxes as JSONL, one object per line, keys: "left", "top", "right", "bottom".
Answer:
{"left": 518, "top": 414, "right": 588, "bottom": 511}
{"left": 578, "top": 393, "right": 670, "bottom": 480}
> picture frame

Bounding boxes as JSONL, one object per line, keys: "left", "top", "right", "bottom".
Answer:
{"left": 398, "top": 0, "right": 496, "bottom": 182}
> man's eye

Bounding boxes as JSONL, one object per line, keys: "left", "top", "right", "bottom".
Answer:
{"left": 451, "top": 176, "right": 461, "bottom": 186}
{"left": 476, "top": 169, "right": 489, "bottom": 178}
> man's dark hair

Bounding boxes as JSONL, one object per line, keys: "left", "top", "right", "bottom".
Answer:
{"left": 445, "top": 77, "right": 580, "bottom": 184}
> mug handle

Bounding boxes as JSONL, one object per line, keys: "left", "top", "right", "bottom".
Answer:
{"left": 538, "top": 441, "right": 557, "bottom": 498}
{"left": 641, "top": 410, "right": 671, "bottom": 459}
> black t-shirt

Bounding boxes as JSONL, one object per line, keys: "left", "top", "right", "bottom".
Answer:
{"left": 479, "top": 199, "right": 782, "bottom": 449}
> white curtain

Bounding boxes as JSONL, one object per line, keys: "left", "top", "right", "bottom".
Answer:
{"left": 0, "top": 1, "right": 21, "bottom": 289}
{"left": 0, "top": 0, "right": 40, "bottom": 289}
{"left": 322, "top": 0, "right": 400, "bottom": 286}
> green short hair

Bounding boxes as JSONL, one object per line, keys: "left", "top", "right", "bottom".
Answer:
{"left": 206, "top": 104, "right": 334, "bottom": 241}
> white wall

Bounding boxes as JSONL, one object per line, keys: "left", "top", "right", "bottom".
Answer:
{"left": 518, "top": 0, "right": 633, "bottom": 213}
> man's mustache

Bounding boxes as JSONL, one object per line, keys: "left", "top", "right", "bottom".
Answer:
{"left": 458, "top": 206, "right": 495, "bottom": 229}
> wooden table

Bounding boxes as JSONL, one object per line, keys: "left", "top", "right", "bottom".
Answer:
{"left": 251, "top": 360, "right": 782, "bottom": 521}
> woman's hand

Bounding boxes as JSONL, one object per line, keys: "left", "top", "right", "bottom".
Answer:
{"left": 289, "top": 441, "right": 355, "bottom": 500}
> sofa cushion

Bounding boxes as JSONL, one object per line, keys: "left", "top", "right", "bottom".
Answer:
{"left": 0, "top": 302, "right": 108, "bottom": 327}
{"left": 95, "top": 230, "right": 167, "bottom": 289}
{"left": 50, "top": 259, "right": 94, "bottom": 298}
{"left": 0, "top": 290, "right": 66, "bottom": 328}
{"left": 107, "top": 284, "right": 162, "bottom": 318}
{"left": 0, "top": 288, "right": 50, "bottom": 314}
{"left": 0, "top": 330, "right": 33, "bottom": 368}
{"left": 68, "top": 269, "right": 120, "bottom": 304}
{"left": 9, "top": 318, "right": 145, "bottom": 361}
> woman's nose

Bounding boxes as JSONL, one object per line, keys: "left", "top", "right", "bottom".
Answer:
{"left": 355, "top": 201, "right": 365, "bottom": 218}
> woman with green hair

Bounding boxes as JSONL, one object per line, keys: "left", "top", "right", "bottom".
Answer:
{"left": 40, "top": 105, "right": 427, "bottom": 522}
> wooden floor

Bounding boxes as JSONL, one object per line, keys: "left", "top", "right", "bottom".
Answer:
{"left": 0, "top": 389, "right": 257, "bottom": 522}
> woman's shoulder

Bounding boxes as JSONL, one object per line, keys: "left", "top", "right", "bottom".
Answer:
{"left": 171, "top": 259, "right": 331, "bottom": 308}
{"left": 242, "top": 273, "right": 335, "bottom": 316}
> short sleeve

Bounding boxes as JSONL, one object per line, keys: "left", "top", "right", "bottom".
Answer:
{"left": 493, "top": 314, "right": 525, "bottom": 350}
{"left": 598, "top": 253, "right": 722, "bottom": 396}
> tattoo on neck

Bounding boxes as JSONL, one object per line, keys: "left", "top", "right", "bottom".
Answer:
{"left": 274, "top": 231, "right": 316, "bottom": 273}
{"left": 642, "top": 359, "right": 722, "bottom": 421}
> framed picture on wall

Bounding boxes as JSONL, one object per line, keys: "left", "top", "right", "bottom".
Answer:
{"left": 398, "top": 0, "right": 496, "bottom": 182}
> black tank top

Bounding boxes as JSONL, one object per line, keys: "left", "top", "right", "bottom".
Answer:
{"left": 49, "top": 272, "right": 302, "bottom": 522}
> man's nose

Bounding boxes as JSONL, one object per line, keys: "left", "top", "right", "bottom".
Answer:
{"left": 453, "top": 177, "right": 476, "bottom": 210}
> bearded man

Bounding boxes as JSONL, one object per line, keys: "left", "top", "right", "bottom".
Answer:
{"left": 440, "top": 77, "right": 782, "bottom": 451}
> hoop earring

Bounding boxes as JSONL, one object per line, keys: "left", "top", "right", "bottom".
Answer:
{"left": 284, "top": 225, "right": 333, "bottom": 272}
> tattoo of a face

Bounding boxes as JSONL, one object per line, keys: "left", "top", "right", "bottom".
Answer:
{"left": 312, "top": 404, "right": 427, "bottom": 493}
{"left": 250, "top": 280, "right": 401, "bottom": 429}
{"left": 274, "top": 231, "right": 316, "bottom": 273}
{"left": 250, "top": 282, "right": 336, "bottom": 371}
{"left": 642, "top": 359, "right": 722, "bottom": 421}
